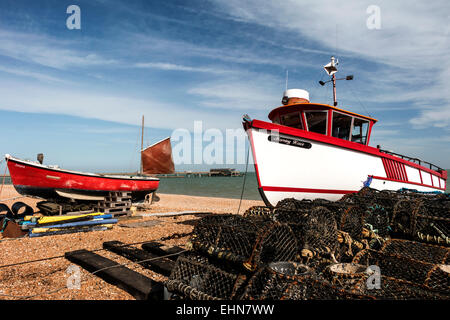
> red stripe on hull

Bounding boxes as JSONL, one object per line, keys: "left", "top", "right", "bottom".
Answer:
{"left": 262, "top": 186, "right": 357, "bottom": 194}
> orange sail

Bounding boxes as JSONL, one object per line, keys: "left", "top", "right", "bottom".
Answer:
{"left": 141, "top": 137, "right": 175, "bottom": 174}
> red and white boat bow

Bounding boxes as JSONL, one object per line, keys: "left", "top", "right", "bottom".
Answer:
{"left": 243, "top": 58, "right": 447, "bottom": 207}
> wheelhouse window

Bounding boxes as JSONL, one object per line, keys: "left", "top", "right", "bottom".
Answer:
{"left": 280, "top": 112, "right": 303, "bottom": 129}
{"left": 351, "top": 118, "right": 369, "bottom": 145}
{"left": 304, "top": 111, "right": 327, "bottom": 135}
{"left": 332, "top": 111, "right": 352, "bottom": 140}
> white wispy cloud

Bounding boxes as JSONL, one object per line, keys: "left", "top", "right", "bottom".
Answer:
{"left": 0, "top": 29, "right": 117, "bottom": 70}
{"left": 0, "top": 65, "right": 68, "bottom": 83}
{"left": 0, "top": 79, "right": 243, "bottom": 131}
{"left": 134, "top": 62, "right": 233, "bottom": 74}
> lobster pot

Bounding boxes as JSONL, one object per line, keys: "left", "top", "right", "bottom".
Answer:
{"left": 391, "top": 199, "right": 417, "bottom": 236}
{"left": 336, "top": 206, "right": 365, "bottom": 241}
{"left": 424, "top": 264, "right": 450, "bottom": 295}
{"left": 165, "top": 253, "right": 242, "bottom": 300}
{"left": 353, "top": 249, "right": 440, "bottom": 288}
{"left": 392, "top": 198, "right": 450, "bottom": 245}
{"left": 363, "top": 204, "right": 390, "bottom": 238}
{"left": 414, "top": 200, "right": 449, "bottom": 245}
{"left": 380, "top": 239, "right": 449, "bottom": 265}
{"left": 240, "top": 262, "right": 311, "bottom": 300}
{"left": 242, "top": 261, "right": 372, "bottom": 300}
{"left": 275, "top": 206, "right": 338, "bottom": 253}
{"left": 188, "top": 214, "right": 259, "bottom": 264}
{"left": 188, "top": 214, "right": 298, "bottom": 270}
{"left": 367, "top": 276, "right": 447, "bottom": 300}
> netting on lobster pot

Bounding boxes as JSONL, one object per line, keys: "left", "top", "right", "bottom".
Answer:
{"left": 302, "top": 206, "right": 338, "bottom": 250}
{"left": 339, "top": 187, "right": 383, "bottom": 205}
{"left": 352, "top": 249, "right": 437, "bottom": 286}
{"left": 391, "top": 198, "right": 418, "bottom": 237}
{"left": 336, "top": 206, "right": 365, "bottom": 241}
{"left": 413, "top": 199, "right": 450, "bottom": 246}
{"left": 272, "top": 207, "right": 308, "bottom": 248}
{"left": 381, "top": 239, "right": 449, "bottom": 265}
{"left": 241, "top": 261, "right": 371, "bottom": 300}
{"left": 242, "top": 206, "right": 273, "bottom": 221}
{"left": 243, "top": 222, "right": 299, "bottom": 271}
{"left": 188, "top": 214, "right": 261, "bottom": 265}
{"left": 240, "top": 262, "right": 311, "bottom": 300}
{"left": 297, "top": 207, "right": 339, "bottom": 271}
{"left": 424, "top": 264, "right": 450, "bottom": 295}
{"left": 188, "top": 214, "right": 298, "bottom": 271}
{"left": 275, "top": 198, "right": 319, "bottom": 211}
{"left": 364, "top": 204, "right": 390, "bottom": 238}
{"left": 165, "top": 253, "right": 243, "bottom": 300}
{"left": 366, "top": 276, "right": 448, "bottom": 300}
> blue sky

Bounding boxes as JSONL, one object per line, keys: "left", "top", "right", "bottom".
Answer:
{"left": 0, "top": 0, "right": 449, "bottom": 173}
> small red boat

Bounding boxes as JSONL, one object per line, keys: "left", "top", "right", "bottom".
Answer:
{"left": 5, "top": 154, "right": 160, "bottom": 202}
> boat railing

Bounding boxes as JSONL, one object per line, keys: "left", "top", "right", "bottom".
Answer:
{"left": 379, "top": 149, "right": 443, "bottom": 172}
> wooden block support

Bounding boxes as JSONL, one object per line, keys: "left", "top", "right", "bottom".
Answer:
{"left": 103, "top": 241, "right": 175, "bottom": 276}
{"left": 65, "top": 249, "right": 163, "bottom": 300}
{"left": 141, "top": 242, "right": 185, "bottom": 261}
{"left": 97, "top": 191, "right": 132, "bottom": 217}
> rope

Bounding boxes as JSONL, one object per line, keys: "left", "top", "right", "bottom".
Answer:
{"left": 237, "top": 144, "right": 250, "bottom": 215}
{"left": 0, "top": 196, "right": 25, "bottom": 202}
{"left": 0, "top": 157, "right": 9, "bottom": 200}
{"left": 0, "top": 231, "right": 191, "bottom": 270}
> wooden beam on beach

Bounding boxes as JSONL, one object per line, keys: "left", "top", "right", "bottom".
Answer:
{"left": 65, "top": 249, "right": 163, "bottom": 300}
{"left": 136, "top": 211, "right": 212, "bottom": 217}
{"left": 103, "top": 240, "right": 175, "bottom": 276}
{"left": 141, "top": 241, "right": 185, "bottom": 261}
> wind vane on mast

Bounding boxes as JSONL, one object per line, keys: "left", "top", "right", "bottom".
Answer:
{"left": 319, "top": 56, "right": 353, "bottom": 106}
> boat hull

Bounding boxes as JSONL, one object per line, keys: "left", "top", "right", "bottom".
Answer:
{"left": 245, "top": 120, "right": 446, "bottom": 207}
{"left": 6, "top": 156, "right": 159, "bottom": 202}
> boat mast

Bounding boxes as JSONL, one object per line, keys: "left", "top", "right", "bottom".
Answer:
{"left": 140, "top": 115, "right": 144, "bottom": 175}
{"left": 319, "top": 56, "right": 353, "bottom": 107}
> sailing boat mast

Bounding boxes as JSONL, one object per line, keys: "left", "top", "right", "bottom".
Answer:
{"left": 140, "top": 115, "right": 144, "bottom": 174}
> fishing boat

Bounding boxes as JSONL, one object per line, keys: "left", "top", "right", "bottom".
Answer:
{"left": 243, "top": 57, "right": 447, "bottom": 207}
{"left": 4, "top": 153, "right": 160, "bottom": 202}
{"left": 5, "top": 116, "right": 175, "bottom": 202}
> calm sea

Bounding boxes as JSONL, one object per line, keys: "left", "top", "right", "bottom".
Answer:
{"left": 157, "top": 171, "right": 261, "bottom": 200}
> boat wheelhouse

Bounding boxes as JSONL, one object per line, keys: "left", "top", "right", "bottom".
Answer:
{"left": 243, "top": 58, "right": 447, "bottom": 207}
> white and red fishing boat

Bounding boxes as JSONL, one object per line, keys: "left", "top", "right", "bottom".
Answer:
{"left": 4, "top": 153, "right": 160, "bottom": 202}
{"left": 243, "top": 57, "right": 447, "bottom": 207}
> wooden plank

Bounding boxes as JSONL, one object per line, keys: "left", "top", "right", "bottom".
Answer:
{"left": 141, "top": 242, "right": 185, "bottom": 261}
{"left": 65, "top": 249, "right": 163, "bottom": 300}
{"left": 103, "top": 241, "right": 174, "bottom": 276}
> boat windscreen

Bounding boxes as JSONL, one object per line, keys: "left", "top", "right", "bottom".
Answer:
{"left": 304, "top": 111, "right": 327, "bottom": 135}
{"left": 351, "top": 118, "right": 369, "bottom": 145}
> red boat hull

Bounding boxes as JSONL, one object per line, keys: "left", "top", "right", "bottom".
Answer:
{"left": 6, "top": 156, "right": 159, "bottom": 201}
